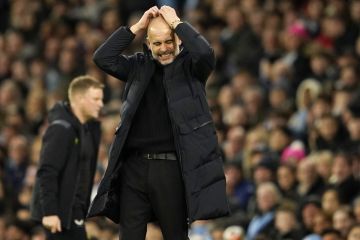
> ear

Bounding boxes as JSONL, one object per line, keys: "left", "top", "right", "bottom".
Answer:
{"left": 175, "top": 34, "right": 182, "bottom": 46}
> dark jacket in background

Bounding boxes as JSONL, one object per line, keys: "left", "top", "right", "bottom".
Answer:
{"left": 30, "top": 101, "right": 101, "bottom": 229}
{"left": 87, "top": 22, "right": 230, "bottom": 223}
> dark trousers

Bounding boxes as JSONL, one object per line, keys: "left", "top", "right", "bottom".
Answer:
{"left": 119, "top": 152, "right": 189, "bottom": 240}
{"left": 45, "top": 220, "right": 87, "bottom": 240}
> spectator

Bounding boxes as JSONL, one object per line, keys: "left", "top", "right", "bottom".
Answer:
{"left": 322, "top": 187, "right": 341, "bottom": 218}
{"left": 296, "top": 158, "right": 326, "bottom": 201}
{"left": 347, "top": 223, "right": 360, "bottom": 240}
{"left": 246, "top": 182, "right": 281, "bottom": 240}
{"left": 299, "top": 196, "right": 322, "bottom": 238}
{"left": 269, "top": 201, "right": 302, "bottom": 240}
{"left": 276, "top": 163, "right": 298, "bottom": 202}
{"left": 333, "top": 206, "right": 356, "bottom": 238}
{"left": 321, "top": 228, "right": 343, "bottom": 240}
{"left": 352, "top": 196, "right": 360, "bottom": 223}
{"left": 330, "top": 152, "right": 360, "bottom": 204}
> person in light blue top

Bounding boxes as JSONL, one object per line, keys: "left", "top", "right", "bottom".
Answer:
{"left": 246, "top": 182, "right": 281, "bottom": 240}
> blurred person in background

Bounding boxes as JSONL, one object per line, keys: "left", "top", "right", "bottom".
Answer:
{"left": 268, "top": 202, "right": 302, "bottom": 240}
{"left": 330, "top": 152, "right": 360, "bottom": 204}
{"left": 30, "top": 76, "right": 104, "bottom": 240}
{"left": 352, "top": 196, "right": 360, "bottom": 223}
{"left": 321, "top": 187, "right": 341, "bottom": 218}
{"left": 333, "top": 206, "right": 356, "bottom": 238}
{"left": 246, "top": 182, "right": 281, "bottom": 240}
{"left": 296, "top": 158, "right": 325, "bottom": 201}
{"left": 299, "top": 196, "right": 322, "bottom": 238}
{"left": 4, "top": 134, "right": 29, "bottom": 208}
{"left": 276, "top": 163, "right": 298, "bottom": 202}
{"left": 346, "top": 224, "right": 360, "bottom": 240}
{"left": 321, "top": 228, "right": 343, "bottom": 240}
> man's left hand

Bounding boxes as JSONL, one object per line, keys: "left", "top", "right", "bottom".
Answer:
{"left": 159, "top": 6, "right": 181, "bottom": 29}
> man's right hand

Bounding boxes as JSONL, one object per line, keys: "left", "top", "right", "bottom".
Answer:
{"left": 130, "top": 6, "right": 159, "bottom": 34}
{"left": 42, "top": 215, "right": 62, "bottom": 233}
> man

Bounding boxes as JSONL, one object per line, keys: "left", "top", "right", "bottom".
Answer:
{"left": 87, "top": 5, "right": 229, "bottom": 240}
{"left": 30, "top": 75, "right": 104, "bottom": 240}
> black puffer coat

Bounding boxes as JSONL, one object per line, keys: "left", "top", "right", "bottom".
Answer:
{"left": 87, "top": 22, "right": 229, "bottom": 223}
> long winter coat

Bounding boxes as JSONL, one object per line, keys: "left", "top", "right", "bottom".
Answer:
{"left": 31, "top": 102, "right": 101, "bottom": 229}
{"left": 87, "top": 22, "right": 229, "bottom": 223}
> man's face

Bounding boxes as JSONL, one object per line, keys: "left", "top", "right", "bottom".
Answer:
{"left": 147, "top": 28, "right": 180, "bottom": 65}
{"left": 79, "top": 87, "right": 104, "bottom": 121}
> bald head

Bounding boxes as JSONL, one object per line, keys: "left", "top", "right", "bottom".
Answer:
{"left": 147, "top": 16, "right": 171, "bottom": 37}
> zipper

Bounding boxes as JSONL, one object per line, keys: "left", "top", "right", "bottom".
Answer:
{"left": 162, "top": 67, "right": 192, "bottom": 226}
{"left": 68, "top": 144, "right": 81, "bottom": 229}
{"left": 193, "top": 120, "right": 212, "bottom": 131}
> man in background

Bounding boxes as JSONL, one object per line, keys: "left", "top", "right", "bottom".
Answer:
{"left": 31, "top": 75, "right": 104, "bottom": 240}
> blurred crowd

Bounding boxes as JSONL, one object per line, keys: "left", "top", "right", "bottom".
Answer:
{"left": 0, "top": 0, "right": 360, "bottom": 239}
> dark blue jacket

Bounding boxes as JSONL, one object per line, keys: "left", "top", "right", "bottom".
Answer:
{"left": 87, "top": 22, "right": 229, "bottom": 223}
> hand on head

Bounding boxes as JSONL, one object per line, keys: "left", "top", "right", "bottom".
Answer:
{"left": 130, "top": 6, "right": 180, "bottom": 34}
{"left": 159, "top": 6, "right": 181, "bottom": 29}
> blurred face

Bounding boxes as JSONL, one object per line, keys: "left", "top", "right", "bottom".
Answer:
{"left": 317, "top": 117, "right": 338, "bottom": 141}
{"left": 347, "top": 226, "right": 360, "bottom": 240}
{"left": 323, "top": 233, "right": 341, "bottom": 240}
{"left": 302, "top": 204, "right": 321, "bottom": 228}
{"left": 254, "top": 167, "right": 273, "bottom": 185}
{"left": 354, "top": 202, "right": 360, "bottom": 222}
{"left": 9, "top": 136, "right": 28, "bottom": 164}
{"left": 78, "top": 87, "right": 104, "bottom": 121}
{"left": 275, "top": 211, "right": 296, "bottom": 234}
{"left": 313, "top": 213, "right": 331, "bottom": 234}
{"left": 333, "top": 210, "right": 353, "bottom": 235}
{"left": 297, "top": 160, "right": 317, "bottom": 184}
{"left": 269, "top": 129, "right": 290, "bottom": 151}
{"left": 257, "top": 186, "right": 277, "bottom": 212}
{"left": 348, "top": 118, "right": 360, "bottom": 140}
{"left": 322, "top": 190, "right": 340, "bottom": 215}
{"left": 311, "top": 56, "right": 328, "bottom": 75}
{"left": 225, "top": 166, "right": 241, "bottom": 188}
{"left": 269, "top": 89, "right": 287, "bottom": 109}
{"left": 147, "top": 18, "right": 181, "bottom": 65}
{"left": 277, "top": 166, "right": 295, "bottom": 190}
{"left": 332, "top": 155, "right": 352, "bottom": 183}
{"left": 307, "top": 0, "right": 324, "bottom": 20}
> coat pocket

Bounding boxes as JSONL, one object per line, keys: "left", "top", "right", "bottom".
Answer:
{"left": 178, "top": 114, "right": 214, "bottom": 135}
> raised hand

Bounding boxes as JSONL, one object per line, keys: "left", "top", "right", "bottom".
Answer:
{"left": 159, "top": 6, "right": 181, "bottom": 29}
{"left": 130, "top": 6, "right": 159, "bottom": 34}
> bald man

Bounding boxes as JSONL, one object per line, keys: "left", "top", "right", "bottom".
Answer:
{"left": 88, "top": 6, "right": 229, "bottom": 240}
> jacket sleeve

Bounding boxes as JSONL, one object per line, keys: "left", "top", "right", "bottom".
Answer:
{"left": 93, "top": 27, "right": 137, "bottom": 81}
{"left": 174, "top": 22, "right": 216, "bottom": 82}
{"left": 37, "top": 124, "right": 74, "bottom": 216}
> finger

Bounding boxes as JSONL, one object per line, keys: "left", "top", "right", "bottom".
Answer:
{"left": 150, "top": 6, "right": 159, "bottom": 16}
{"left": 151, "top": 6, "right": 159, "bottom": 11}
{"left": 151, "top": 10, "right": 158, "bottom": 17}
{"left": 57, "top": 222, "right": 62, "bottom": 232}
{"left": 159, "top": 8, "right": 166, "bottom": 15}
{"left": 162, "top": 5, "right": 173, "bottom": 11}
{"left": 51, "top": 226, "right": 57, "bottom": 233}
{"left": 148, "top": 9, "right": 157, "bottom": 18}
